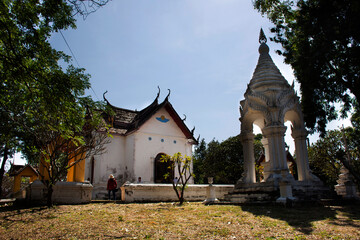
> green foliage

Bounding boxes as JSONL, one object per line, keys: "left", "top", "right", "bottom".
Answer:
{"left": 193, "top": 135, "right": 253, "bottom": 184}
{"left": 0, "top": 0, "right": 110, "bottom": 206}
{"left": 161, "top": 152, "right": 194, "bottom": 205}
{"left": 253, "top": 0, "right": 360, "bottom": 135}
{"left": 192, "top": 138, "right": 207, "bottom": 183}
{"left": 254, "top": 134, "right": 265, "bottom": 182}
{"left": 308, "top": 128, "right": 360, "bottom": 188}
{"left": 308, "top": 130, "right": 343, "bottom": 188}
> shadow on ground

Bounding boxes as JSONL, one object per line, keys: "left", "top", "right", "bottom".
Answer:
{"left": 241, "top": 204, "right": 339, "bottom": 235}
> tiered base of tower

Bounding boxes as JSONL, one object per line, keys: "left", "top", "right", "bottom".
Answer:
{"left": 225, "top": 180, "right": 330, "bottom": 204}
{"left": 335, "top": 166, "right": 360, "bottom": 200}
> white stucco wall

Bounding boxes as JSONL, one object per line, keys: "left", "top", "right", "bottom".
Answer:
{"left": 85, "top": 106, "right": 195, "bottom": 199}
{"left": 125, "top": 134, "right": 135, "bottom": 182}
{"left": 85, "top": 135, "right": 126, "bottom": 184}
{"left": 133, "top": 107, "right": 193, "bottom": 183}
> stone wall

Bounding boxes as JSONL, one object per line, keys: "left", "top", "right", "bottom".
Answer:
{"left": 24, "top": 180, "right": 93, "bottom": 204}
{"left": 120, "top": 183, "right": 234, "bottom": 203}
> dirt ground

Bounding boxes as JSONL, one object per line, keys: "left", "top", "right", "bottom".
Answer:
{"left": 1, "top": 202, "right": 359, "bottom": 239}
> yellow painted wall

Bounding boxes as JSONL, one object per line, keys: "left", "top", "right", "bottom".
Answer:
{"left": 13, "top": 166, "right": 38, "bottom": 192}
{"left": 66, "top": 151, "right": 86, "bottom": 182}
{"left": 38, "top": 143, "right": 86, "bottom": 183}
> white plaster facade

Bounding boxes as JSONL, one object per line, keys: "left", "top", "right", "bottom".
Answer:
{"left": 84, "top": 93, "right": 197, "bottom": 199}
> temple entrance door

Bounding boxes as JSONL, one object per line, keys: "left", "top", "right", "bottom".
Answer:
{"left": 154, "top": 153, "right": 173, "bottom": 183}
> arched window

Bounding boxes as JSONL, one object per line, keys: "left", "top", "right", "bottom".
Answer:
{"left": 154, "top": 153, "right": 173, "bottom": 183}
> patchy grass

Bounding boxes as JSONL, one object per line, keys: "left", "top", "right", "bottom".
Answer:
{"left": 0, "top": 202, "right": 359, "bottom": 239}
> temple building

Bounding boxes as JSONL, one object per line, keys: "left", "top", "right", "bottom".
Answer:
{"left": 85, "top": 90, "right": 198, "bottom": 199}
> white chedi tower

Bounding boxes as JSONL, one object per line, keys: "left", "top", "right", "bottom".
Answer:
{"left": 229, "top": 29, "right": 322, "bottom": 203}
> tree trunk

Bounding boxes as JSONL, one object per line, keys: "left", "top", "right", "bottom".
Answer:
{"left": 0, "top": 146, "right": 9, "bottom": 198}
{"left": 47, "top": 185, "right": 53, "bottom": 207}
{"left": 179, "top": 188, "right": 185, "bottom": 205}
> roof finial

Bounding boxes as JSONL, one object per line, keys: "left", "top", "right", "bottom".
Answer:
{"left": 259, "top": 28, "right": 267, "bottom": 44}
{"left": 156, "top": 86, "right": 161, "bottom": 100}
{"left": 182, "top": 114, "right": 187, "bottom": 121}
{"left": 165, "top": 89, "right": 171, "bottom": 100}
{"left": 103, "top": 90, "right": 110, "bottom": 104}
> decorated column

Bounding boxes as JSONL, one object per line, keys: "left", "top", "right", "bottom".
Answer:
{"left": 262, "top": 125, "right": 289, "bottom": 179}
{"left": 239, "top": 132, "right": 256, "bottom": 183}
{"left": 261, "top": 137, "right": 271, "bottom": 181}
{"left": 292, "top": 128, "right": 319, "bottom": 181}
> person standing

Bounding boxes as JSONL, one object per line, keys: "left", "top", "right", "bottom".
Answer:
{"left": 107, "top": 174, "right": 117, "bottom": 200}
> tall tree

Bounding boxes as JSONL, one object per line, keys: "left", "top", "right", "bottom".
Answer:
{"left": 253, "top": 0, "right": 360, "bottom": 134}
{"left": 0, "top": 0, "right": 110, "bottom": 205}
{"left": 193, "top": 136, "right": 244, "bottom": 184}
{"left": 192, "top": 138, "right": 207, "bottom": 184}
{"left": 308, "top": 130, "right": 343, "bottom": 188}
{"left": 308, "top": 128, "right": 360, "bottom": 188}
{"left": 28, "top": 111, "right": 109, "bottom": 207}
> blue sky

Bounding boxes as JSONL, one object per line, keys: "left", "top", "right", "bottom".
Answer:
{"left": 10, "top": 0, "right": 350, "bottom": 165}
{"left": 51, "top": 0, "right": 296, "bottom": 141}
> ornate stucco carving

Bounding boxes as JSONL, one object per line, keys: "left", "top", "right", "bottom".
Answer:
{"left": 239, "top": 31, "right": 304, "bottom": 129}
{"left": 235, "top": 29, "right": 323, "bottom": 192}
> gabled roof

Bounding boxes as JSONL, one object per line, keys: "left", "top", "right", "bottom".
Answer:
{"left": 103, "top": 90, "right": 198, "bottom": 144}
{"left": 8, "top": 164, "right": 38, "bottom": 177}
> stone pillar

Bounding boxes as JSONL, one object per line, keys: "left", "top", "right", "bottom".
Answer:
{"left": 203, "top": 177, "right": 219, "bottom": 204}
{"left": 261, "top": 137, "right": 271, "bottom": 181}
{"left": 262, "top": 125, "right": 290, "bottom": 180}
{"left": 239, "top": 132, "right": 256, "bottom": 183}
{"left": 291, "top": 128, "right": 317, "bottom": 181}
{"left": 261, "top": 137, "right": 270, "bottom": 162}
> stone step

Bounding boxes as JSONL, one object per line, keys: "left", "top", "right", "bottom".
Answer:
{"left": 225, "top": 191, "right": 277, "bottom": 204}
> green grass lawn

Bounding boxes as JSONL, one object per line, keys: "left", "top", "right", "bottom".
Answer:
{"left": 1, "top": 202, "right": 359, "bottom": 239}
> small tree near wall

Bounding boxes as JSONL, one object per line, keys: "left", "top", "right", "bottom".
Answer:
{"left": 161, "top": 153, "right": 194, "bottom": 205}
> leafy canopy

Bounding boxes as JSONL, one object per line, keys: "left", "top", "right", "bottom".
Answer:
{"left": 0, "top": 0, "right": 110, "bottom": 205}
{"left": 308, "top": 126, "right": 360, "bottom": 188}
{"left": 193, "top": 136, "right": 246, "bottom": 184}
{"left": 253, "top": 0, "right": 360, "bottom": 134}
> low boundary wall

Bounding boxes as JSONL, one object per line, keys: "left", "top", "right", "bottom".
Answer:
{"left": 20, "top": 180, "right": 93, "bottom": 204}
{"left": 120, "top": 183, "right": 234, "bottom": 203}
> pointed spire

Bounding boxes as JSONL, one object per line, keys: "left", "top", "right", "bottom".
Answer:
{"left": 259, "top": 28, "right": 267, "bottom": 44}
{"left": 247, "top": 28, "right": 289, "bottom": 89}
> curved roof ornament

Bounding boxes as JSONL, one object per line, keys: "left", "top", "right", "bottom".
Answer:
{"left": 103, "top": 90, "right": 110, "bottom": 104}
{"left": 259, "top": 28, "right": 267, "bottom": 44}
{"left": 191, "top": 126, "right": 195, "bottom": 135}
{"left": 165, "top": 89, "right": 171, "bottom": 101}
{"left": 156, "top": 86, "right": 161, "bottom": 100}
{"left": 182, "top": 114, "right": 187, "bottom": 121}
